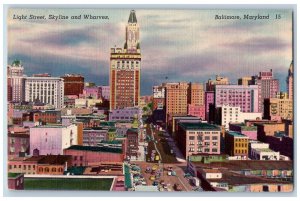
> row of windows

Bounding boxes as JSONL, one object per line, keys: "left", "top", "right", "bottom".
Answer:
{"left": 189, "top": 141, "right": 218, "bottom": 146}
{"left": 189, "top": 131, "right": 219, "bottom": 134}
{"left": 235, "top": 143, "right": 248, "bottom": 148}
{"left": 188, "top": 148, "right": 218, "bottom": 152}
{"left": 9, "top": 164, "right": 36, "bottom": 170}
{"left": 189, "top": 136, "right": 219, "bottom": 140}
{"left": 234, "top": 149, "right": 248, "bottom": 154}
{"left": 39, "top": 167, "right": 64, "bottom": 172}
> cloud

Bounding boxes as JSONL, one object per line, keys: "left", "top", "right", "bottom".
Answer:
{"left": 7, "top": 9, "right": 293, "bottom": 95}
{"left": 222, "top": 37, "right": 290, "bottom": 52}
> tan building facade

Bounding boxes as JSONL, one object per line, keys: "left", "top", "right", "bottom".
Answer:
{"left": 264, "top": 92, "right": 293, "bottom": 121}
{"left": 188, "top": 82, "right": 204, "bottom": 106}
{"left": 257, "top": 122, "right": 285, "bottom": 141}
{"left": 238, "top": 76, "right": 253, "bottom": 86}
{"left": 165, "top": 82, "right": 189, "bottom": 122}
{"left": 225, "top": 131, "right": 249, "bottom": 159}
{"left": 206, "top": 75, "right": 229, "bottom": 91}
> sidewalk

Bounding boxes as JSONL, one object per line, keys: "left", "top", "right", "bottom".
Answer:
{"left": 165, "top": 132, "right": 186, "bottom": 163}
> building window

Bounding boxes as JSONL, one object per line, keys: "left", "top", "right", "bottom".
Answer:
{"left": 189, "top": 136, "right": 195, "bottom": 140}
{"left": 212, "top": 136, "right": 218, "bottom": 140}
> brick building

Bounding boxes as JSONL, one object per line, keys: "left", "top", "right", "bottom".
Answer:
{"left": 64, "top": 145, "right": 125, "bottom": 166}
{"left": 225, "top": 131, "right": 249, "bottom": 159}
{"left": 61, "top": 74, "right": 84, "bottom": 96}
{"left": 126, "top": 128, "right": 139, "bottom": 159}
{"left": 29, "top": 110, "right": 61, "bottom": 124}
{"left": 8, "top": 132, "right": 30, "bottom": 159}
{"left": 110, "top": 10, "right": 141, "bottom": 110}
{"left": 253, "top": 69, "right": 280, "bottom": 112}
{"left": 177, "top": 122, "right": 221, "bottom": 159}
{"left": 8, "top": 173, "right": 24, "bottom": 190}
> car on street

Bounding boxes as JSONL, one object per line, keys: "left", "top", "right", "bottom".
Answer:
{"left": 173, "top": 183, "right": 183, "bottom": 191}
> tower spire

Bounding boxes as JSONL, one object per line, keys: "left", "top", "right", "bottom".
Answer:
{"left": 128, "top": 10, "right": 137, "bottom": 23}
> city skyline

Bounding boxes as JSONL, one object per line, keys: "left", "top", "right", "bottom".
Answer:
{"left": 7, "top": 9, "right": 293, "bottom": 95}
{"left": 6, "top": 8, "right": 294, "bottom": 193}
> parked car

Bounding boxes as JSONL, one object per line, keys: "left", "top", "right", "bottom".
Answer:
{"left": 173, "top": 183, "right": 182, "bottom": 191}
{"left": 152, "top": 181, "right": 159, "bottom": 186}
{"left": 145, "top": 167, "right": 151, "bottom": 173}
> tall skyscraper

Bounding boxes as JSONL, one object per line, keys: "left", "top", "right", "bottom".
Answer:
{"left": 215, "top": 85, "right": 259, "bottom": 113}
{"left": 110, "top": 10, "right": 141, "bottom": 110}
{"left": 153, "top": 85, "right": 165, "bottom": 110}
{"left": 165, "top": 82, "right": 189, "bottom": 123}
{"left": 24, "top": 75, "right": 64, "bottom": 109}
{"left": 7, "top": 60, "right": 25, "bottom": 102}
{"left": 188, "top": 82, "right": 204, "bottom": 106}
{"left": 287, "top": 61, "right": 293, "bottom": 100}
{"left": 253, "top": 69, "right": 280, "bottom": 113}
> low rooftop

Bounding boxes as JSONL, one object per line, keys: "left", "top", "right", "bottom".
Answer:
{"left": 99, "top": 140, "right": 123, "bottom": 145}
{"left": 202, "top": 169, "right": 222, "bottom": 174}
{"left": 37, "top": 155, "right": 72, "bottom": 165}
{"left": 127, "top": 128, "right": 138, "bottom": 133}
{"left": 66, "top": 145, "right": 123, "bottom": 154}
{"left": 8, "top": 173, "right": 23, "bottom": 178}
{"left": 206, "top": 170, "right": 291, "bottom": 186}
{"left": 253, "top": 148, "right": 278, "bottom": 153}
{"left": 226, "top": 131, "right": 248, "bottom": 138}
{"left": 179, "top": 122, "right": 220, "bottom": 131}
{"left": 193, "top": 160, "right": 293, "bottom": 171}
{"left": 100, "top": 121, "right": 116, "bottom": 127}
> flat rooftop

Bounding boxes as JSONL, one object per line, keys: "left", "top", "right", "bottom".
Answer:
{"left": 253, "top": 148, "right": 278, "bottom": 153}
{"left": 8, "top": 173, "right": 23, "bottom": 178}
{"left": 226, "top": 131, "right": 248, "bottom": 138}
{"left": 179, "top": 122, "right": 220, "bottom": 131}
{"left": 24, "top": 177, "right": 113, "bottom": 190}
{"left": 99, "top": 140, "right": 123, "bottom": 144}
{"left": 37, "top": 155, "right": 72, "bottom": 165}
{"left": 206, "top": 170, "right": 291, "bottom": 186}
{"left": 66, "top": 145, "right": 123, "bottom": 154}
{"left": 193, "top": 160, "right": 293, "bottom": 171}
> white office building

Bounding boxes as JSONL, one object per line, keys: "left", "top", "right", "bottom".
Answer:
{"left": 219, "top": 105, "right": 262, "bottom": 129}
{"left": 249, "top": 141, "right": 280, "bottom": 160}
{"left": 24, "top": 76, "right": 64, "bottom": 109}
{"left": 7, "top": 60, "right": 26, "bottom": 102}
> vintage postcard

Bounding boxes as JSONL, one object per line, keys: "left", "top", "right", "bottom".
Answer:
{"left": 6, "top": 6, "right": 294, "bottom": 193}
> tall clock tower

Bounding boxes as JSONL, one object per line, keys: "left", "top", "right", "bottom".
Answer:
{"left": 110, "top": 10, "right": 141, "bottom": 110}
{"left": 125, "top": 10, "right": 140, "bottom": 53}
